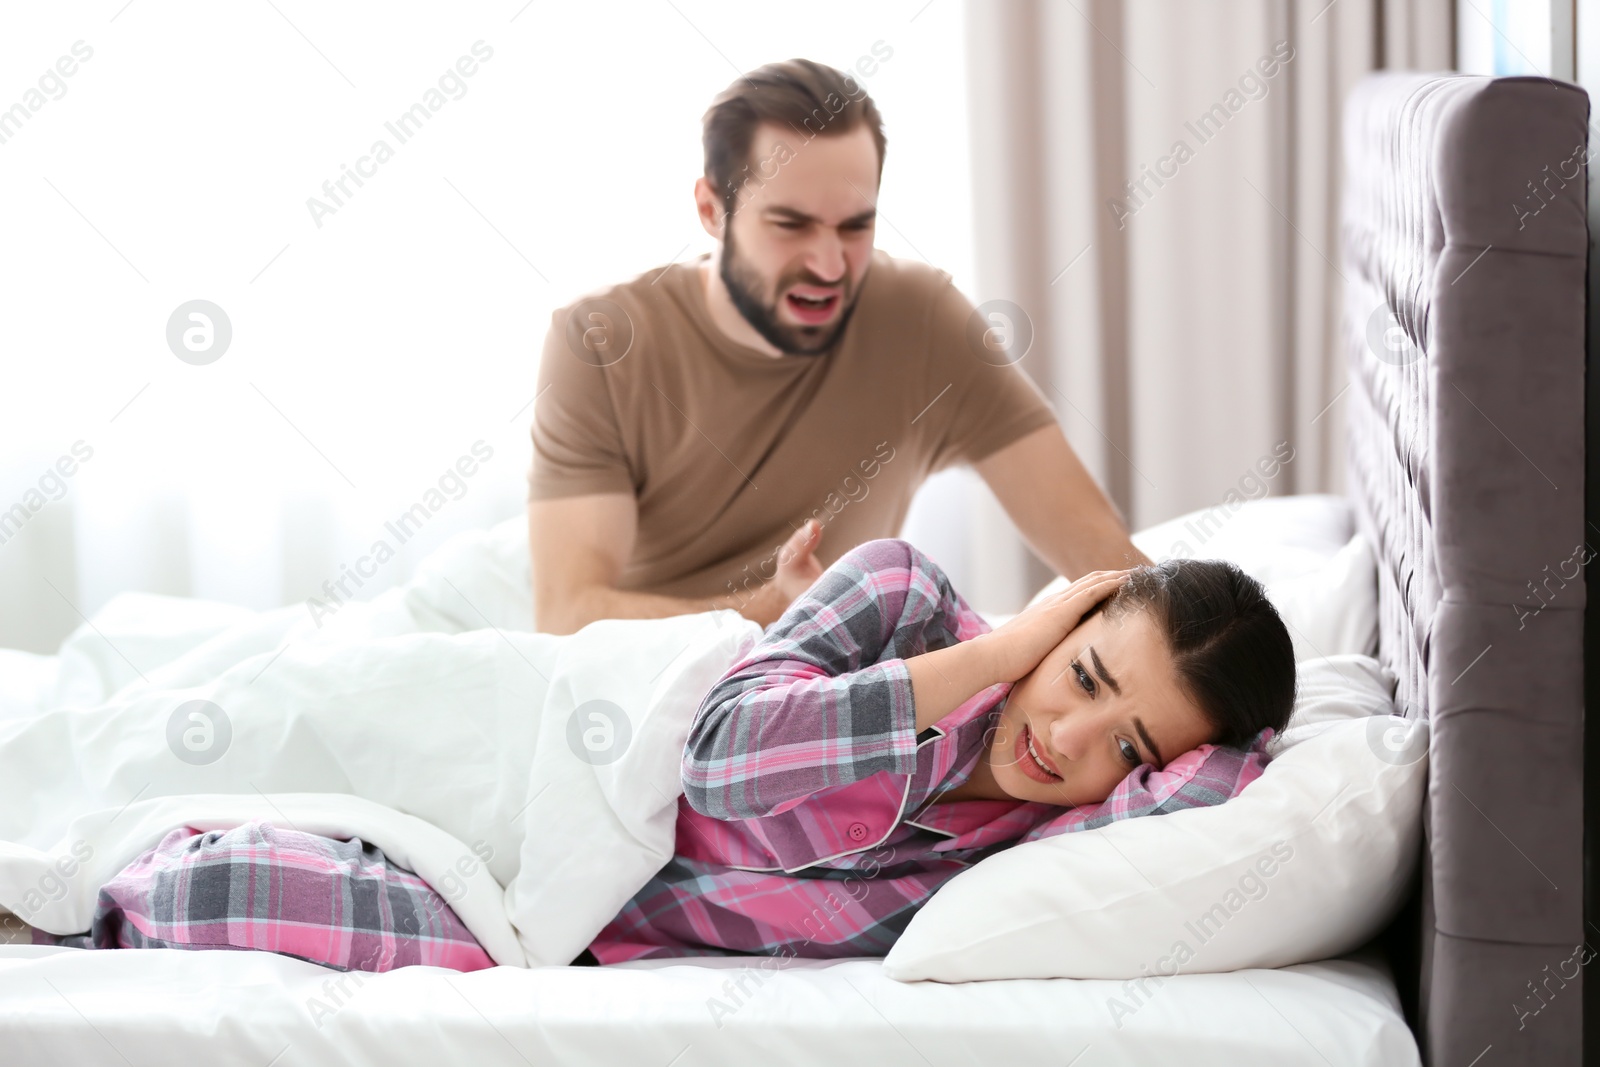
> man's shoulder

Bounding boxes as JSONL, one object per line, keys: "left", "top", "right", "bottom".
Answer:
{"left": 551, "top": 260, "right": 690, "bottom": 320}
{"left": 538, "top": 260, "right": 702, "bottom": 371}
{"left": 861, "top": 249, "right": 957, "bottom": 310}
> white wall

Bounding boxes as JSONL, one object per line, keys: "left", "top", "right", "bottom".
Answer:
{"left": 0, "top": 0, "right": 980, "bottom": 651}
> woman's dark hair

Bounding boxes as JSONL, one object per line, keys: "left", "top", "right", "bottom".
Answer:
{"left": 1088, "top": 559, "right": 1296, "bottom": 749}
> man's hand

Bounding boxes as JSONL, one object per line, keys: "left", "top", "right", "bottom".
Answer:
{"left": 531, "top": 496, "right": 832, "bottom": 633}
{"left": 971, "top": 569, "right": 1130, "bottom": 683}
{"left": 734, "top": 519, "right": 825, "bottom": 626}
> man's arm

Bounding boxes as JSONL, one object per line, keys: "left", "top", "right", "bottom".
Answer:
{"left": 527, "top": 494, "right": 823, "bottom": 634}
{"left": 973, "top": 423, "right": 1153, "bottom": 578}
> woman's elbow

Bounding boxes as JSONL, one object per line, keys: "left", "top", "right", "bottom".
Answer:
{"left": 679, "top": 762, "right": 759, "bottom": 820}
{"left": 680, "top": 701, "right": 738, "bottom": 818}
{"left": 679, "top": 680, "right": 795, "bottom": 820}
{"left": 680, "top": 738, "right": 778, "bottom": 821}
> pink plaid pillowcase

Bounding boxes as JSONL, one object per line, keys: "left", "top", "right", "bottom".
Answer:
{"left": 1018, "top": 727, "right": 1276, "bottom": 844}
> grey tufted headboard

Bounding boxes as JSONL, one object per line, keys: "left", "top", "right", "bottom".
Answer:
{"left": 1341, "top": 73, "right": 1588, "bottom": 1065}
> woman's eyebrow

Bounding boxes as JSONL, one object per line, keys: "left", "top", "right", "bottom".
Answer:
{"left": 1088, "top": 646, "right": 1161, "bottom": 765}
{"left": 1132, "top": 717, "right": 1164, "bottom": 767}
{"left": 1087, "top": 646, "right": 1121, "bottom": 696}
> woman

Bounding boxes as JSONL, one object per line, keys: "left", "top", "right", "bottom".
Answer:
{"left": 40, "top": 538, "right": 1296, "bottom": 970}
{"left": 578, "top": 537, "right": 1295, "bottom": 962}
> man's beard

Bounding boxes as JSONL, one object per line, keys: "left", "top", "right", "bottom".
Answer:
{"left": 719, "top": 222, "right": 860, "bottom": 357}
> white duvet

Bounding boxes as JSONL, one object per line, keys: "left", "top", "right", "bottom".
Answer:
{"left": 0, "top": 516, "right": 763, "bottom": 968}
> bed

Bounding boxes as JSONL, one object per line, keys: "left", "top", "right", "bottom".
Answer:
{"left": 0, "top": 71, "right": 1588, "bottom": 1066}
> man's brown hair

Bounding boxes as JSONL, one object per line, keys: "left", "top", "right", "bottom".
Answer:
{"left": 702, "top": 58, "right": 888, "bottom": 216}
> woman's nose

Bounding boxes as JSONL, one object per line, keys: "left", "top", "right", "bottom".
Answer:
{"left": 1046, "top": 715, "right": 1087, "bottom": 764}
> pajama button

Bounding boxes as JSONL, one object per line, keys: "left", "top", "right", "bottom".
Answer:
{"left": 847, "top": 822, "right": 869, "bottom": 842}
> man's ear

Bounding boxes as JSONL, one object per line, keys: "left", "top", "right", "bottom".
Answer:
{"left": 693, "top": 176, "right": 726, "bottom": 241}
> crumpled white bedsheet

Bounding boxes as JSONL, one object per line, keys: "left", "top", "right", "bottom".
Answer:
{"left": 0, "top": 515, "right": 763, "bottom": 967}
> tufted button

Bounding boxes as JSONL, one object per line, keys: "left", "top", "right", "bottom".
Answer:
{"left": 846, "top": 821, "right": 869, "bottom": 842}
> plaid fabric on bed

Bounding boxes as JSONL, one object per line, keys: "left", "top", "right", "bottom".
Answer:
{"left": 33, "top": 821, "right": 494, "bottom": 973}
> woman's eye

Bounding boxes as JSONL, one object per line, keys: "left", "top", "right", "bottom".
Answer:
{"left": 1072, "top": 661, "right": 1096, "bottom": 696}
{"left": 1119, "top": 738, "right": 1139, "bottom": 765}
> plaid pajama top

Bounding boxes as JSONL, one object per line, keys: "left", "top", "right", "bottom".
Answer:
{"left": 584, "top": 538, "right": 1271, "bottom": 964}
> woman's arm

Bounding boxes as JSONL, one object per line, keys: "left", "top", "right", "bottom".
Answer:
{"left": 904, "top": 641, "right": 1000, "bottom": 734}
{"left": 681, "top": 538, "right": 999, "bottom": 821}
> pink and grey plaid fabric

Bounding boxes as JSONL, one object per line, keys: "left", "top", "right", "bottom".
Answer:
{"left": 584, "top": 537, "right": 1271, "bottom": 963}
{"left": 33, "top": 822, "right": 494, "bottom": 973}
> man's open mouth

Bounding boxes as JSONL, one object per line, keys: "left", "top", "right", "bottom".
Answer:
{"left": 784, "top": 290, "right": 840, "bottom": 324}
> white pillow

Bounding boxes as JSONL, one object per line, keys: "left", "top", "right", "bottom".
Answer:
{"left": 1264, "top": 533, "right": 1378, "bottom": 662}
{"left": 881, "top": 654, "right": 1425, "bottom": 983}
{"left": 1023, "top": 494, "right": 1377, "bottom": 662}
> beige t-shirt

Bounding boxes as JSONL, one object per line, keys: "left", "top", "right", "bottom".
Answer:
{"left": 527, "top": 249, "right": 1058, "bottom": 601}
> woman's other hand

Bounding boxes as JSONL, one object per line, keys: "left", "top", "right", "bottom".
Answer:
{"left": 973, "top": 570, "right": 1130, "bottom": 684}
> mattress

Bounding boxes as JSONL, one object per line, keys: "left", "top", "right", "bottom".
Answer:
{"left": 0, "top": 940, "right": 1417, "bottom": 1066}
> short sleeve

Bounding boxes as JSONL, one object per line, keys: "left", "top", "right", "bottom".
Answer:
{"left": 920, "top": 279, "right": 1059, "bottom": 472}
{"left": 526, "top": 308, "right": 635, "bottom": 501}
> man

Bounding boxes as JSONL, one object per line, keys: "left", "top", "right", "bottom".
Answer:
{"left": 528, "top": 58, "right": 1147, "bottom": 634}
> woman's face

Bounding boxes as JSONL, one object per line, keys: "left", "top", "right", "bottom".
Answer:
{"left": 983, "top": 608, "right": 1216, "bottom": 807}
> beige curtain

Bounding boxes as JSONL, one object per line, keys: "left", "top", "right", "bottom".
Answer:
{"left": 958, "top": 0, "right": 1453, "bottom": 610}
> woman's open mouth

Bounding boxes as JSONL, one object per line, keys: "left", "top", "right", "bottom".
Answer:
{"left": 1014, "top": 723, "right": 1062, "bottom": 784}
{"left": 784, "top": 289, "right": 840, "bottom": 324}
